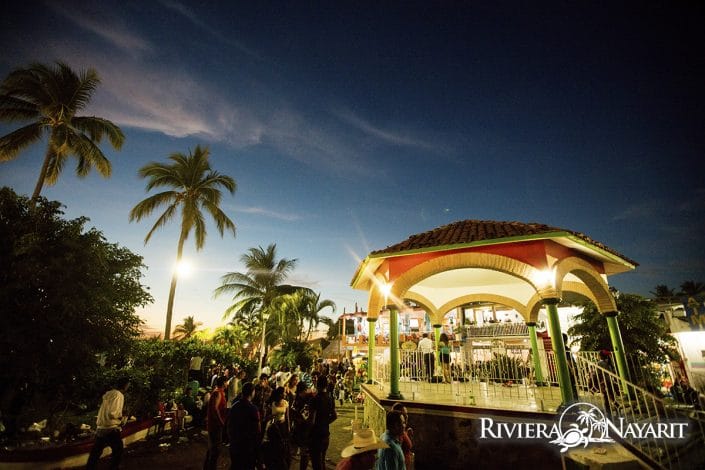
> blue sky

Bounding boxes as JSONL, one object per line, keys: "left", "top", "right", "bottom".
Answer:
{"left": 1, "top": 1, "right": 704, "bottom": 332}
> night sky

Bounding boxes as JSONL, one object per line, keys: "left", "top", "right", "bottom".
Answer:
{"left": 1, "top": 1, "right": 703, "bottom": 332}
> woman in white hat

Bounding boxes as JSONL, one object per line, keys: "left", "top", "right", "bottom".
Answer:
{"left": 336, "top": 428, "right": 388, "bottom": 470}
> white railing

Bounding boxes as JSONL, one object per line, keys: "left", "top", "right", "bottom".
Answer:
{"left": 573, "top": 354, "right": 705, "bottom": 469}
{"left": 374, "top": 348, "right": 564, "bottom": 408}
{"left": 464, "top": 323, "right": 530, "bottom": 337}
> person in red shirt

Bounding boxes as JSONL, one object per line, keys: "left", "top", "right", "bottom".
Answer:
{"left": 203, "top": 376, "right": 228, "bottom": 470}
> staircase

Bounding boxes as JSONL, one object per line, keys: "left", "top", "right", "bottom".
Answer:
{"left": 574, "top": 355, "right": 705, "bottom": 469}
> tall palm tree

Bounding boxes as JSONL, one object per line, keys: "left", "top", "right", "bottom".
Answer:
{"left": 214, "top": 244, "right": 297, "bottom": 373}
{"left": 0, "top": 61, "right": 124, "bottom": 201}
{"left": 130, "top": 145, "right": 236, "bottom": 339}
{"left": 172, "top": 315, "right": 203, "bottom": 340}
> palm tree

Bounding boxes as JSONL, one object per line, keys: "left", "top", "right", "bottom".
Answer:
{"left": 130, "top": 145, "right": 236, "bottom": 339}
{"left": 213, "top": 323, "right": 250, "bottom": 353}
{"left": 172, "top": 315, "right": 203, "bottom": 340}
{"left": 0, "top": 62, "right": 124, "bottom": 201}
{"left": 679, "top": 281, "right": 705, "bottom": 299}
{"left": 214, "top": 244, "right": 297, "bottom": 373}
{"left": 275, "top": 288, "right": 336, "bottom": 342}
{"left": 650, "top": 285, "right": 677, "bottom": 303}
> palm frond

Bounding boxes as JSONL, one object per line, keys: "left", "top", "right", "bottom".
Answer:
{"left": 0, "top": 94, "right": 40, "bottom": 121}
{"left": 128, "top": 191, "right": 179, "bottom": 221}
{"left": 0, "top": 123, "right": 43, "bottom": 160}
{"left": 72, "top": 116, "right": 125, "bottom": 149}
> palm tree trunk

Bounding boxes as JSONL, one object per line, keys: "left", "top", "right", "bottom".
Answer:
{"left": 164, "top": 229, "right": 187, "bottom": 340}
{"left": 31, "top": 147, "right": 53, "bottom": 202}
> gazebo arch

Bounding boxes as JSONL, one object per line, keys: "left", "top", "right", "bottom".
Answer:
{"left": 554, "top": 256, "right": 617, "bottom": 313}
{"left": 435, "top": 294, "right": 529, "bottom": 325}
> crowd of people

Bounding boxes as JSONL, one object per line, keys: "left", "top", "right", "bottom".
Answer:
{"left": 185, "top": 358, "right": 392, "bottom": 470}
{"left": 86, "top": 357, "right": 416, "bottom": 469}
{"left": 192, "top": 359, "right": 413, "bottom": 470}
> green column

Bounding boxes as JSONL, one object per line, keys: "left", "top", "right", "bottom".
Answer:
{"left": 545, "top": 299, "right": 575, "bottom": 404}
{"left": 526, "top": 322, "right": 545, "bottom": 385}
{"left": 367, "top": 318, "right": 377, "bottom": 384}
{"left": 388, "top": 306, "right": 403, "bottom": 399}
{"left": 605, "top": 311, "right": 630, "bottom": 392}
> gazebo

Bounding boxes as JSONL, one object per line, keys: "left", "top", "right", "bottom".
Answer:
{"left": 351, "top": 219, "right": 637, "bottom": 405}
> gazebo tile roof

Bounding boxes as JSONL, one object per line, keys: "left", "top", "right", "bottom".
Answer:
{"left": 370, "top": 219, "right": 637, "bottom": 266}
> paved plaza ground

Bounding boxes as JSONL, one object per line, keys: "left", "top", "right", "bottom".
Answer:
{"left": 114, "top": 401, "right": 359, "bottom": 470}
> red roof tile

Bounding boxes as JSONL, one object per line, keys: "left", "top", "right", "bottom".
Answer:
{"left": 370, "top": 219, "right": 637, "bottom": 266}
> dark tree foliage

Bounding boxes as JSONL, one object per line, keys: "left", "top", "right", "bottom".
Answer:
{"left": 119, "top": 338, "right": 256, "bottom": 417}
{"left": 568, "top": 293, "right": 679, "bottom": 364}
{"left": 270, "top": 340, "right": 316, "bottom": 371}
{"left": 0, "top": 187, "right": 152, "bottom": 430}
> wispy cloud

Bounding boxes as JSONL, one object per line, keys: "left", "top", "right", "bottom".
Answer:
{"left": 611, "top": 202, "right": 659, "bottom": 221}
{"left": 265, "top": 108, "right": 376, "bottom": 177}
{"left": 157, "top": 0, "right": 262, "bottom": 60}
{"left": 235, "top": 205, "right": 302, "bottom": 221}
{"left": 333, "top": 108, "right": 439, "bottom": 151}
{"left": 82, "top": 57, "right": 266, "bottom": 146}
{"left": 613, "top": 189, "right": 705, "bottom": 222}
{"left": 46, "top": 2, "right": 152, "bottom": 55}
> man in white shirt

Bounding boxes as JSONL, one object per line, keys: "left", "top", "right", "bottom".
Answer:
{"left": 87, "top": 377, "right": 130, "bottom": 469}
{"left": 417, "top": 333, "right": 435, "bottom": 381}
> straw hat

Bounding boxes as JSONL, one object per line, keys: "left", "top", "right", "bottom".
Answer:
{"left": 341, "top": 429, "right": 388, "bottom": 458}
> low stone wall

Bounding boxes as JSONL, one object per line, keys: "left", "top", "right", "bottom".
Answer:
{"left": 361, "top": 385, "right": 562, "bottom": 469}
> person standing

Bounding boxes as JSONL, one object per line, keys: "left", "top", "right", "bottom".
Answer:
{"left": 228, "top": 382, "right": 261, "bottom": 470}
{"left": 309, "top": 375, "right": 337, "bottom": 470}
{"left": 253, "top": 373, "right": 272, "bottom": 430}
{"left": 376, "top": 410, "right": 406, "bottom": 470}
{"left": 203, "top": 376, "right": 228, "bottom": 470}
{"left": 86, "top": 377, "right": 130, "bottom": 469}
{"left": 597, "top": 349, "right": 616, "bottom": 416}
{"left": 562, "top": 333, "right": 579, "bottom": 400}
{"left": 390, "top": 403, "right": 413, "bottom": 469}
{"left": 227, "top": 369, "right": 246, "bottom": 407}
{"left": 337, "top": 428, "right": 388, "bottom": 470}
{"left": 261, "top": 395, "right": 291, "bottom": 470}
{"left": 439, "top": 333, "right": 451, "bottom": 383}
{"left": 417, "top": 333, "right": 435, "bottom": 381}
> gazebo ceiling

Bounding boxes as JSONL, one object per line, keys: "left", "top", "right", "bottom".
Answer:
{"left": 409, "top": 268, "right": 584, "bottom": 309}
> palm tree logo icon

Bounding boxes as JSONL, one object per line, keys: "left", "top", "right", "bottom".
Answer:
{"left": 550, "top": 402, "right": 614, "bottom": 453}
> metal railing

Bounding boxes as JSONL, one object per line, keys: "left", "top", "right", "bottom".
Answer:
{"left": 573, "top": 354, "right": 705, "bottom": 469}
